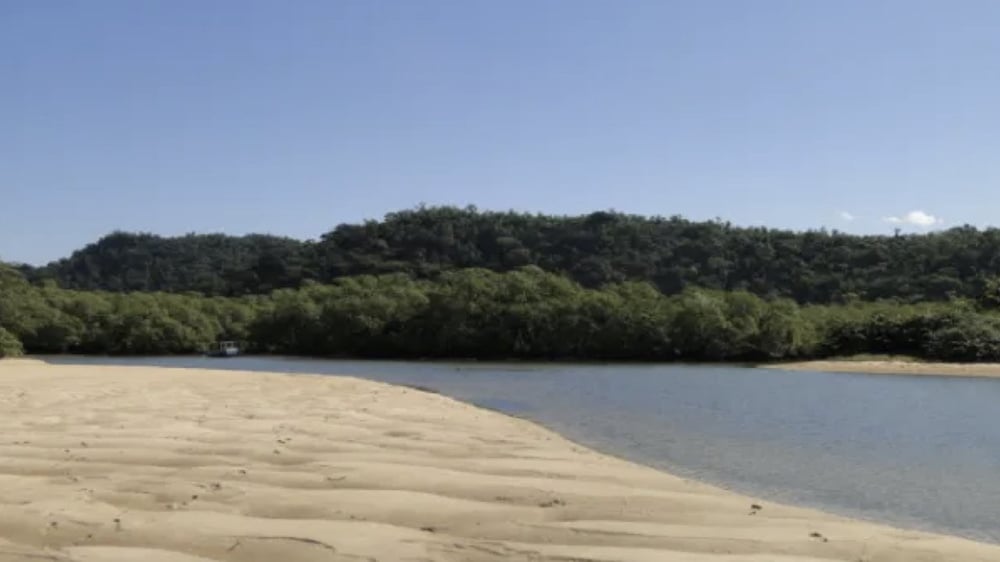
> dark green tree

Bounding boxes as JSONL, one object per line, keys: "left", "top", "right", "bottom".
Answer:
{"left": 0, "top": 327, "right": 22, "bottom": 357}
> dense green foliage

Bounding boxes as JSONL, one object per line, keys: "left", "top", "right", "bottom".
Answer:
{"left": 21, "top": 207, "right": 1000, "bottom": 303}
{"left": 8, "top": 208, "right": 999, "bottom": 362}
{"left": 26, "top": 232, "right": 311, "bottom": 296}
{"left": 0, "top": 327, "right": 22, "bottom": 358}
{"left": 4, "top": 264, "right": 1000, "bottom": 362}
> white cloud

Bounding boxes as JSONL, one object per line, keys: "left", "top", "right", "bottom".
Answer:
{"left": 838, "top": 211, "right": 855, "bottom": 222}
{"left": 883, "top": 210, "right": 941, "bottom": 228}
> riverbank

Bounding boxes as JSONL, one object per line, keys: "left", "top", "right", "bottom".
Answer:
{"left": 1, "top": 360, "right": 997, "bottom": 561}
{"left": 769, "top": 359, "right": 1000, "bottom": 378}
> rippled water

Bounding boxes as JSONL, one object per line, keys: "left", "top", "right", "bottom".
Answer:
{"left": 44, "top": 356, "right": 1000, "bottom": 543}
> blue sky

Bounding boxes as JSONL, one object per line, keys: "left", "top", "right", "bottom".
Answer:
{"left": 4, "top": 1, "right": 999, "bottom": 264}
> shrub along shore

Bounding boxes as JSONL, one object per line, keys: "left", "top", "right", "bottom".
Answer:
{"left": 4, "top": 263, "right": 1000, "bottom": 363}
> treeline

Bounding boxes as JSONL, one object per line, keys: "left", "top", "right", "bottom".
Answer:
{"left": 20, "top": 206, "right": 1000, "bottom": 303}
{"left": 5, "top": 264, "right": 1000, "bottom": 362}
{"left": 22, "top": 232, "right": 310, "bottom": 296}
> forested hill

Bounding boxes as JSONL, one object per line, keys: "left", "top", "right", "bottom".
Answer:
{"left": 24, "top": 232, "right": 312, "bottom": 296}
{"left": 18, "top": 207, "right": 1000, "bottom": 303}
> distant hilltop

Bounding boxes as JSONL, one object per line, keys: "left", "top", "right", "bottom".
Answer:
{"left": 12, "top": 206, "right": 1000, "bottom": 304}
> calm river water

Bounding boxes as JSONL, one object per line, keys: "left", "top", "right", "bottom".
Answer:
{"left": 44, "top": 356, "right": 1000, "bottom": 543}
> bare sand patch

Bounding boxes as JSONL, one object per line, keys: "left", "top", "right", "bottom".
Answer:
{"left": 1, "top": 359, "right": 996, "bottom": 561}
{"left": 769, "top": 359, "right": 1000, "bottom": 378}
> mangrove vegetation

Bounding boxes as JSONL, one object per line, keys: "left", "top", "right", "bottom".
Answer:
{"left": 4, "top": 261, "right": 1000, "bottom": 362}
{"left": 6, "top": 208, "right": 1000, "bottom": 362}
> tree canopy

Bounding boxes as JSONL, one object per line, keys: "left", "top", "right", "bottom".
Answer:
{"left": 7, "top": 208, "right": 1000, "bottom": 363}
{"left": 25, "top": 232, "right": 311, "bottom": 296}
{"left": 4, "top": 263, "right": 1000, "bottom": 363}
{"left": 18, "top": 207, "right": 1000, "bottom": 303}
{"left": 0, "top": 327, "right": 22, "bottom": 358}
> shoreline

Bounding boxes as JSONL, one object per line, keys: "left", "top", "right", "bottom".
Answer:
{"left": 767, "top": 359, "right": 1000, "bottom": 379}
{"left": 43, "top": 352, "right": 1000, "bottom": 378}
{"left": 1, "top": 360, "right": 998, "bottom": 561}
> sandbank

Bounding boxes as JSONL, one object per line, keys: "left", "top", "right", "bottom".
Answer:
{"left": 768, "top": 359, "right": 1000, "bottom": 379}
{"left": 1, "top": 359, "right": 997, "bottom": 561}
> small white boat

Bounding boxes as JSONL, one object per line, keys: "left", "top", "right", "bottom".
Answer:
{"left": 206, "top": 341, "right": 240, "bottom": 358}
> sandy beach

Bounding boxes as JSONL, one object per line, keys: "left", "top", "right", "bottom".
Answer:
{"left": 1, "top": 360, "right": 997, "bottom": 561}
{"left": 769, "top": 360, "right": 1000, "bottom": 379}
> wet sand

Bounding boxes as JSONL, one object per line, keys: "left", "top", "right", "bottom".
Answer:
{"left": 1, "top": 359, "right": 998, "bottom": 561}
{"left": 769, "top": 359, "right": 1000, "bottom": 379}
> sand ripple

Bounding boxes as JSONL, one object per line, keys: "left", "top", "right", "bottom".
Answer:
{"left": 1, "top": 360, "right": 997, "bottom": 561}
